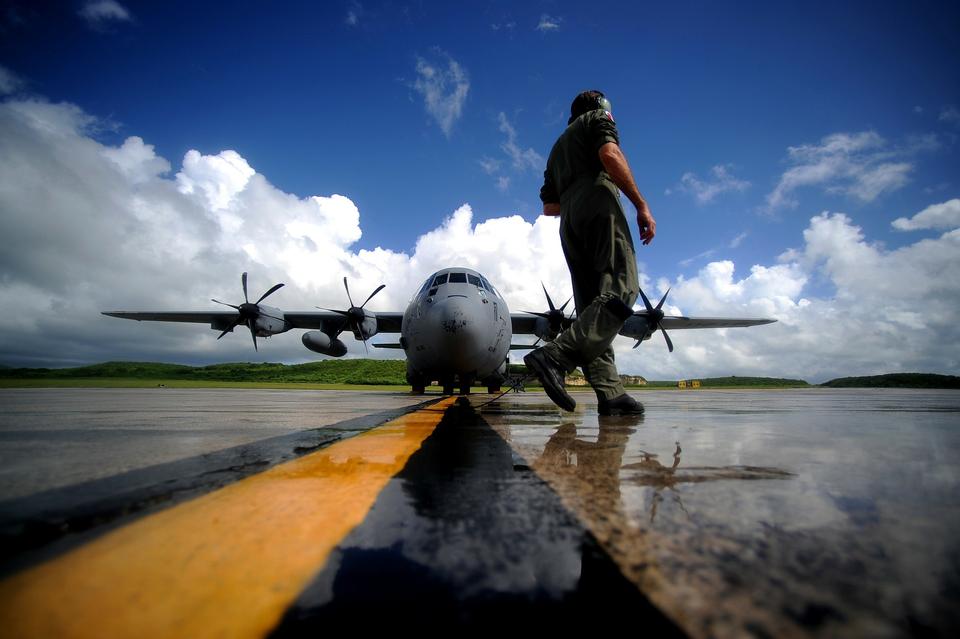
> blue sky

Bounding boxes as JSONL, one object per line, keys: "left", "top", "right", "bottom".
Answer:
{"left": 0, "top": 1, "right": 958, "bottom": 379}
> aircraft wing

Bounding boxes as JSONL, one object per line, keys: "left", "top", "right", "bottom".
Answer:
{"left": 102, "top": 311, "right": 238, "bottom": 327}
{"left": 509, "top": 313, "right": 574, "bottom": 335}
{"left": 509, "top": 314, "right": 540, "bottom": 335}
{"left": 103, "top": 310, "right": 406, "bottom": 334}
{"left": 282, "top": 311, "right": 405, "bottom": 333}
{"left": 656, "top": 315, "right": 776, "bottom": 329}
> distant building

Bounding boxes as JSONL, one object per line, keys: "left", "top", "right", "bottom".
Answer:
{"left": 565, "top": 371, "right": 647, "bottom": 386}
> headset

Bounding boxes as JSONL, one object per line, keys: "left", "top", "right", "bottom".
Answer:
{"left": 569, "top": 91, "right": 613, "bottom": 124}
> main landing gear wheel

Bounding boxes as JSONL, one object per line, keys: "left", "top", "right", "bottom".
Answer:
{"left": 442, "top": 380, "right": 455, "bottom": 396}
{"left": 487, "top": 385, "right": 500, "bottom": 393}
{"left": 410, "top": 383, "right": 425, "bottom": 395}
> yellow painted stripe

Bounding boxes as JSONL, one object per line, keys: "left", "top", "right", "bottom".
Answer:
{"left": 0, "top": 397, "right": 455, "bottom": 639}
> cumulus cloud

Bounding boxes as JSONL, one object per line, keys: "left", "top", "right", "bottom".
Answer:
{"left": 0, "top": 97, "right": 571, "bottom": 367}
{"left": 677, "top": 164, "right": 750, "bottom": 204}
{"left": 412, "top": 51, "right": 469, "bottom": 138}
{"left": 892, "top": 198, "right": 960, "bottom": 231}
{"left": 0, "top": 65, "right": 24, "bottom": 96}
{"left": 78, "top": 1, "right": 132, "bottom": 27}
{"left": 1, "top": 97, "right": 958, "bottom": 382}
{"left": 765, "top": 131, "right": 914, "bottom": 211}
{"left": 536, "top": 14, "right": 561, "bottom": 31}
{"left": 616, "top": 211, "right": 960, "bottom": 381}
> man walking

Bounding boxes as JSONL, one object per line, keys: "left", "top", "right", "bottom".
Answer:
{"left": 524, "top": 90, "right": 655, "bottom": 415}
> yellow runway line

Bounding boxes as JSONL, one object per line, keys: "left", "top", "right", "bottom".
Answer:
{"left": 0, "top": 397, "right": 455, "bottom": 639}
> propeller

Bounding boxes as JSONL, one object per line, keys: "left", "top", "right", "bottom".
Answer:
{"left": 633, "top": 287, "right": 674, "bottom": 352}
{"left": 523, "top": 282, "right": 574, "bottom": 347}
{"left": 319, "top": 277, "right": 385, "bottom": 354}
{"left": 211, "top": 271, "right": 285, "bottom": 351}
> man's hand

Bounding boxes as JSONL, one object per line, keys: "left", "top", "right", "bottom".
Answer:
{"left": 637, "top": 205, "right": 656, "bottom": 245}
{"left": 543, "top": 202, "right": 561, "bottom": 216}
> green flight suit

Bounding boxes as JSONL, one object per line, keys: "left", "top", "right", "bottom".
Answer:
{"left": 539, "top": 109, "right": 639, "bottom": 400}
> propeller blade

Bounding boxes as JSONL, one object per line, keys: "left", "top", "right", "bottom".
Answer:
{"left": 211, "top": 299, "right": 240, "bottom": 310}
{"left": 541, "top": 282, "right": 556, "bottom": 312}
{"left": 248, "top": 319, "right": 258, "bottom": 351}
{"left": 343, "top": 277, "right": 355, "bottom": 308}
{"left": 361, "top": 337, "right": 369, "bottom": 355}
{"left": 217, "top": 319, "right": 241, "bottom": 340}
{"left": 656, "top": 288, "right": 671, "bottom": 311}
{"left": 256, "top": 282, "right": 285, "bottom": 304}
{"left": 242, "top": 272, "right": 249, "bottom": 304}
{"left": 318, "top": 307, "right": 351, "bottom": 317}
{"left": 633, "top": 339, "right": 642, "bottom": 349}
{"left": 521, "top": 311, "right": 551, "bottom": 318}
{"left": 638, "top": 288, "right": 655, "bottom": 313}
{"left": 360, "top": 284, "right": 386, "bottom": 309}
{"left": 659, "top": 323, "right": 674, "bottom": 352}
{"left": 559, "top": 296, "right": 573, "bottom": 313}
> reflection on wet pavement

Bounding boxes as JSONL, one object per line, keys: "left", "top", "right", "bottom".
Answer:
{"left": 482, "top": 389, "right": 960, "bottom": 638}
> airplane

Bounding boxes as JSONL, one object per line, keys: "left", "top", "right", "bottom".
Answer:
{"left": 102, "top": 268, "right": 775, "bottom": 395}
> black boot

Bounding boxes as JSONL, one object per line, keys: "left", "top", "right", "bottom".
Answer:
{"left": 598, "top": 393, "right": 644, "bottom": 416}
{"left": 523, "top": 349, "right": 576, "bottom": 412}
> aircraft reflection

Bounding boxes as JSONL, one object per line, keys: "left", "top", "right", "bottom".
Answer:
{"left": 534, "top": 417, "right": 792, "bottom": 523}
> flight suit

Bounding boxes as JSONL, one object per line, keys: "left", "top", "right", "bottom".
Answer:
{"left": 539, "top": 109, "right": 639, "bottom": 400}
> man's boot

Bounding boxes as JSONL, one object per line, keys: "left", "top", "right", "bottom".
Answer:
{"left": 598, "top": 393, "right": 644, "bottom": 416}
{"left": 523, "top": 349, "right": 576, "bottom": 411}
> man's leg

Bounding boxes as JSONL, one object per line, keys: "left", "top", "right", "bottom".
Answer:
{"left": 582, "top": 346, "right": 626, "bottom": 401}
{"left": 543, "top": 188, "right": 638, "bottom": 374}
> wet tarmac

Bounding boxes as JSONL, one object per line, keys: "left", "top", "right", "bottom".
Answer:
{"left": 0, "top": 388, "right": 958, "bottom": 637}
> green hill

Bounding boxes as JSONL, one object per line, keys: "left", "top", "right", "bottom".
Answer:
{"left": 0, "top": 360, "right": 410, "bottom": 385}
{"left": 821, "top": 373, "right": 960, "bottom": 389}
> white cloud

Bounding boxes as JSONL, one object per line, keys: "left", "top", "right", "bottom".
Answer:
{"left": 536, "top": 14, "right": 561, "bottom": 31}
{"left": 78, "top": 1, "right": 131, "bottom": 26}
{"left": 616, "top": 211, "right": 960, "bottom": 381}
{"left": 2, "top": 97, "right": 958, "bottom": 383}
{"left": 0, "top": 65, "right": 23, "bottom": 96}
{"left": 412, "top": 51, "right": 469, "bottom": 138}
{"left": 765, "top": 131, "right": 915, "bottom": 211}
{"left": 478, "top": 157, "right": 500, "bottom": 175}
{"left": 892, "top": 198, "right": 960, "bottom": 231}
{"left": 345, "top": 1, "right": 362, "bottom": 26}
{"left": 678, "top": 164, "right": 750, "bottom": 204}
{"left": 939, "top": 106, "right": 960, "bottom": 125}
{"left": 497, "top": 112, "right": 543, "bottom": 171}
{"left": 728, "top": 232, "right": 748, "bottom": 249}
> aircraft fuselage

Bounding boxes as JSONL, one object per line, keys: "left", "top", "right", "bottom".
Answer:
{"left": 401, "top": 267, "right": 511, "bottom": 390}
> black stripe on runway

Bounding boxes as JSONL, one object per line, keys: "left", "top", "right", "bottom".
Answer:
{"left": 270, "top": 398, "right": 686, "bottom": 635}
{"left": 0, "top": 398, "right": 441, "bottom": 577}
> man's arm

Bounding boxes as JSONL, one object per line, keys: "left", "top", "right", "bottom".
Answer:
{"left": 598, "top": 142, "right": 655, "bottom": 245}
{"left": 543, "top": 202, "right": 560, "bottom": 216}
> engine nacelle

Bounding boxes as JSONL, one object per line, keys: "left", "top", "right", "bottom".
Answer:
{"left": 302, "top": 331, "right": 348, "bottom": 357}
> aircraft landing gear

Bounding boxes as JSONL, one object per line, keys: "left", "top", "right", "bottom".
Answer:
{"left": 441, "top": 378, "right": 455, "bottom": 396}
{"left": 410, "top": 383, "right": 425, "bottom": 394}
{"left": 487, "top": 385, "right": 500, "bottom": 393}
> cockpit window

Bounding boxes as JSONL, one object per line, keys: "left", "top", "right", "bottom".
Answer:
{"left": 467, "top": 274, "right": 481, "bottom": 287}
{"left": 448, "top": 272, "right": 467, "bottom": 283}
{"left": 419, "top": 276, "right": 434, "bottom": 295}
{"left": 432, "top": 273, "right": 448, "bottom": 286}
{"left": 480, "top": 276, "right": 496, "bottom": 295}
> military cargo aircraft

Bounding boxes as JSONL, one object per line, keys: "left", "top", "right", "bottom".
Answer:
{"left": 103, "top": 268, "right": 775, "bottom": 394}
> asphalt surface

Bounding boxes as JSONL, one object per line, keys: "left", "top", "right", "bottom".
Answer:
{"left": 0, "top": 388, "right": 958, "bottom": 637}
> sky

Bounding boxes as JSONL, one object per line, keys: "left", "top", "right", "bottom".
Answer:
{"left": 0, "top": 0, "right": 958, "bottom": 382}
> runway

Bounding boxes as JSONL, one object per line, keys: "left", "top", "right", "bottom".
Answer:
{"left": 0, "top": 388, "right": 958, "bottom": 637}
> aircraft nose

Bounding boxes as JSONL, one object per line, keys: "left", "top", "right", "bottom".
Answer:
{"left": 428, "top": 295, "right": 488, "bottom": 370}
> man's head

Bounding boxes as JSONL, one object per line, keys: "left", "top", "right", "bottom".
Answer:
{"left": 569, "top": 90, "right": 612, "bottom": 124}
